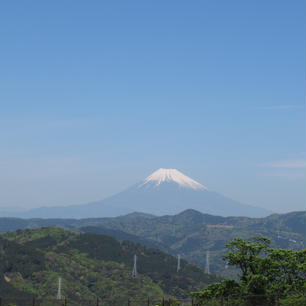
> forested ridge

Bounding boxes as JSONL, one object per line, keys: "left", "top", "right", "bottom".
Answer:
{"left": 0, "top": 210, "right": 304, "bottom": 276}
{"left": 0, "top": 227, "right": 218, "bottom": 301}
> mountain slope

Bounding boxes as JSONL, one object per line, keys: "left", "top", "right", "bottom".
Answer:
{"left": 89, "top": 209, "right": 305, "bottom": 276}
{"left": 16, "top": 168, "right": 271, "bottom": 218}
{"left": 0, "top": 210, "right": 304, "bottom": 277}
{"left": 0, "top": 227, "right": 218, "bottom": 301}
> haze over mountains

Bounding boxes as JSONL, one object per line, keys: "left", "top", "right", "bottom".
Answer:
{"left": 2, "top": 168, "right": 272, "bottom": 218}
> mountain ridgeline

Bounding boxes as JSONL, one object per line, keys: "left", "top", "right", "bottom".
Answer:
{"left": 0, "top": 227, "right": 218, "bottom": 301}
{"left": 0, "top": 209, "right": 305, "bottom": 276}
{"left": 79, "top": 209, "right": 306, "bottom": 277}
{"left": 3, "top": 169, "right": 272, "bottom": 218}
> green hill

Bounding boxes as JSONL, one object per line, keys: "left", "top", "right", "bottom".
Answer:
{"left": 0, "top": 227, "right": 218, "bottom": 301}
{"left": 78, "top": 210, "right": 306, "bottom": 277}
{"left": 0, "top": 210, "right": 304, "bottom": 277}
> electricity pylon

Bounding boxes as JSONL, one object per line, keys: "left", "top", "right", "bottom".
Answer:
{"left": 56, "top": 277, "right": 62, "bottom": 300}
{"left": 177, "top": 254, "right": 181, "bottom": 272}
{"left": 132, "top": 254, "right": 137, "bottom": 277}
{"left": 206, "top": 251, "right": 210, "bottom": 274}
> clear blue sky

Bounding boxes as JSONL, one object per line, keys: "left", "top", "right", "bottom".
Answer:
{"left": 0, "top": 0, "right": 305, "bottom": 213}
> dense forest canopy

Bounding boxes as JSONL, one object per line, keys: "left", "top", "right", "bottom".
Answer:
{"left": 0, "top": 227, "right": 218, "bottom": 301}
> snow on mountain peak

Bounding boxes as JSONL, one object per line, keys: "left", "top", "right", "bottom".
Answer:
{"left": 139, "top": 168, "right": 208, "bottom": 190}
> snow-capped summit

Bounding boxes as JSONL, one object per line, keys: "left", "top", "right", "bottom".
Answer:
{"left": 18, "top": 167, "right": 273, "bottom": 218}
{"left": 139, "top": 168, "right": 208, "bottom": 190}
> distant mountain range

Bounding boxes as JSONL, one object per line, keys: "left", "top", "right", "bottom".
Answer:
{"left": 1, "top": 209, "right": 304, "bottom": 276}
{"left": 2, "top": 168, "right": 272, "bottom": 218}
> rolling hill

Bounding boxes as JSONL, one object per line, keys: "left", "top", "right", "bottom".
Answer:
{"left": 0, "top": 210, "right": 304, "bottom": 276}
{"left": 0, "top": 227, "right": 218, "bottom": 301}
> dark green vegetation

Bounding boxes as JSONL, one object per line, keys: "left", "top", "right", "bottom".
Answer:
{"left": 0, "top": 227, "right": 218, "bottom": 301}
{"left": 80, "top": 210, "right": 306, "bottom": 276}
{"left": 191, "top": 237, "right": 306, "bottom": 306}
{"left": 1, "top": 210, "right": 304, "bottom": 276}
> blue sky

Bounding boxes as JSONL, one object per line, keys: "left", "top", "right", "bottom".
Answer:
{"left": 0, "top": 0, "right": 305, "bottom": 212}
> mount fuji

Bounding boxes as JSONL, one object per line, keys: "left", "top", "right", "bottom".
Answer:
{"left": 16, "top": 168, "right": 272, "bottom": 218}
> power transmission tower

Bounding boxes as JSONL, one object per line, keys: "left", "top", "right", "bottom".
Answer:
{"left": 57, "top": 277, "right": 62, "bottom": 300}
{"left": 177, "top": 254, "right": 181, "bottom": 272}
{"left": 206, "top": 251, "right": 210, "bottom": 274}
{"left": 132, "top": 254, "right": 137, "bottom": 277}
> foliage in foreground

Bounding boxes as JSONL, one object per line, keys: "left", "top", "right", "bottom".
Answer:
{"left": 191, "top": 237, "right": 306, "bottom": 306}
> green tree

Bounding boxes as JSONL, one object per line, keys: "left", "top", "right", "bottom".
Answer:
{"left": 191, "top": 237, "right": 306, "bottom": 306}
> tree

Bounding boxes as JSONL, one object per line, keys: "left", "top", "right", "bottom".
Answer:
{"left": 191, "top": 237, "right": 306, "bottom": 306}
